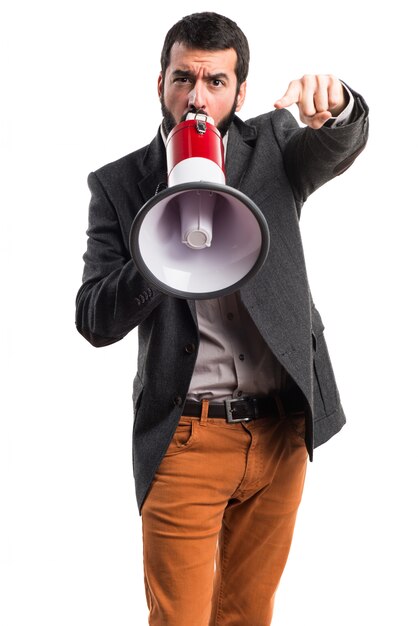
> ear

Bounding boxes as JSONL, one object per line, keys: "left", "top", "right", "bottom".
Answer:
{"left": 157, "top": 72, "right": 163, "bottom": 98}
{"left": 235, "top": 81, "right": 247, "bottom": 112}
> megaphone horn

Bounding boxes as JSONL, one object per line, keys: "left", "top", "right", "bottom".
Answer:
{"left": 129, "top": 112, "right": 270, "bottom": 299}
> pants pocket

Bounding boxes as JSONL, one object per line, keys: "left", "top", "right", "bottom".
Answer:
{"left": 164, "top": 418, "right": 198, "bottom": 457}
{"left": 285, "top": 413, "right": 306, "bottom": 447}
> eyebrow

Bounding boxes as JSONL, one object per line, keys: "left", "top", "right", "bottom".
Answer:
{"left": 171, "top": 69, "right": 230, "bottom": 82}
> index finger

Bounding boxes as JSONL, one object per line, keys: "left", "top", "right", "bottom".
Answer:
{"left": 274, "top": 80, "right": 302, "bottom": 109}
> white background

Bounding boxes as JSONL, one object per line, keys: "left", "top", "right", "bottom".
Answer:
{"left": 3, "top": 0, "right": 417, "bottom": 624}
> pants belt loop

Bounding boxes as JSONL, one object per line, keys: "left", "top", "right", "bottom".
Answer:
{"left": 200, "top": 399, "right": 209, "bottom": 425}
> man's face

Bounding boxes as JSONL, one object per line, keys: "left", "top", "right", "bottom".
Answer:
{"left": 158, "top": 43, "right": 246, "bottom": 136}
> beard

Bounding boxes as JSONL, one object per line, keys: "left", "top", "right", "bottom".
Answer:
{"left": 160, "top": 94, "right": 238, "bottom": 138}
{"left": 216, "top": 101, "right": 238, "bottom": 137}
{"left": 160, "top": 99, "right": 178, "bottom": 137}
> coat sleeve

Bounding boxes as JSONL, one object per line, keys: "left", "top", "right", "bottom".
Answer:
{"left": 277, "top": 87, "right": 369, "bottom": 206}
{"left": 75, "top": 171, "right": 164, "bottom": 347}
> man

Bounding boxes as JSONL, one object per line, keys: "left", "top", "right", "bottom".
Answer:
{"left": 76, "top": 11, "right": 368, "bottom": 626}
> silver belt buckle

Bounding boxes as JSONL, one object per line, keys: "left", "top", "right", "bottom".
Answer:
{"left": 224, "top": 397, "right": 257, "bottom": 423}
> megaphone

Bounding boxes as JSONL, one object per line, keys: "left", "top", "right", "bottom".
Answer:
{"left": 129, "top": 112, "right": 270, "bottom": 299}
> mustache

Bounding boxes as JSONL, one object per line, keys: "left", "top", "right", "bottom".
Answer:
{"left": 180, "top": 107, "right": 207, "bottom": 122}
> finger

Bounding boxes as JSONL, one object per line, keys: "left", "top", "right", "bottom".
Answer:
{"left": 298, "top": 75, "right": 317, "bottom": 118}
{"left": 328, "top": 77, "right": 346, "bottom": 114}
{"left": 274, "top": 80, "right": 302, "bottom": 109}
{"left": 313, "top": 75, "right": 330, "bottom": 113}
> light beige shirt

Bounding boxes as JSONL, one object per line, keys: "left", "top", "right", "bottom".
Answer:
{"left": 186, "top": 293, "right": 285, "bottom": 402}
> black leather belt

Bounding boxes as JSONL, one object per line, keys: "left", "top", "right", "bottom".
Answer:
{"left": 182, "top": 396, "right": 278, "bottom": 423}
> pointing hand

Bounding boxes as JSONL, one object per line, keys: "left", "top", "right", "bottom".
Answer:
{"left": 274, "top": 74, "right": 347, "bottom": 129}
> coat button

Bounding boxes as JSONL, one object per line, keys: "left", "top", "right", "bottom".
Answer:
{"left": 184, "top": 343, "right": 196, "bottom": 354}
{"left": 173, "top": 395, "right": 183, "bottom": 406}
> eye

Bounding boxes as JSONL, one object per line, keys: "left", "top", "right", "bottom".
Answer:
{"left": 211, "top": 79, "right": 224, "bottom": 87}
{"left": 174, "top": 76, "right": 192, "bottom": 84}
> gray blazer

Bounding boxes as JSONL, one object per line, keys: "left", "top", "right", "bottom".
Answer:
{"left": 76, "top": 90, "right": 369, "bottom": 514}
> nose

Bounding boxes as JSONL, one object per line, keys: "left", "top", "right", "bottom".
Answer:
{"left": 188, "top": 84, "right": 206, "bottom": 112}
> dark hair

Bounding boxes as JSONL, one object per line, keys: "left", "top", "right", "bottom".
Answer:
{"left": 160, "top": 12, "right": 250, "bottom": 86}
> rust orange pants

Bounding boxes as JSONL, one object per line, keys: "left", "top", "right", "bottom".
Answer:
{"left": 141, "top": 400, "right": 308, "bottom": 626}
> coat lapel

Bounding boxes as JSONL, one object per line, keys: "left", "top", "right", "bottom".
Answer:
{"left": 225, "top": 116, "right": 257, "bottom": 190}
{"left": 137, "top": 131, "right": 168, "bottom": 204}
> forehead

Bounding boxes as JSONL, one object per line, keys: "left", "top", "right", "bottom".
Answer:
{"left": 167, "top": 42, "right": 238, "bottom": 75}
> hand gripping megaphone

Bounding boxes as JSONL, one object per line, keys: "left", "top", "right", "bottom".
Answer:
{"left": 129, "top": 112, "right": 270, "bottom": 299}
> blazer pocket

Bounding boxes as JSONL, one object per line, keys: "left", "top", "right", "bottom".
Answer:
{"left": 133, "top": 373, "right": 144, "bottom": 411}
{"left": 311, "top": 305, "right": 325, "bottom": 352}
{"left": 311, "top": 306, "right": 339, "bottom": 418}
